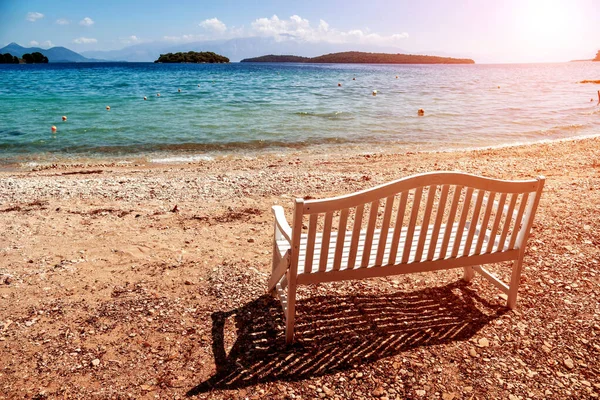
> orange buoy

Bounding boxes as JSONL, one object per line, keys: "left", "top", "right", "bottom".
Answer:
{"left": 372, "top": 90, "right": 377, "bottom": 96}
{"left": 143, "top": 96, "right": 147, "bottom": 100}
{"left": 106, "top": 106, "right": 110, "bottom": 110}
{"left": 62, "top": 116, "right": 67, "bottom": 121}
{"left": 396, "top": 76, "right": 398, "bottom": 79}
{"left": 51, "top": 126, "right": 57, "bottom": 132}
{"left": 353, "top": 77, "right": 356, "bottom": 80}
{"left": 418, "top": 109, "right": 425, "bottom": 116}
{"left": 338, "top": 83, "right": 341, "bottom": 87}
{"left": 157, "top": 93, "right": 160, "bottom": 97}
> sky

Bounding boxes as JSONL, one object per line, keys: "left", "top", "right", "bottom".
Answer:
{"left": 0, "top": 0, "right": 598, "bottom": 63}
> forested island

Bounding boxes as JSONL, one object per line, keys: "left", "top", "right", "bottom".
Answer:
{"left": 241, "top": 51, "right": 475, "bottom": 64}
{"left": 0, "top": 52, "right": 48, "bottom": 64}
{"left": 154, "top": 51, "right": 229, "bottom": 63}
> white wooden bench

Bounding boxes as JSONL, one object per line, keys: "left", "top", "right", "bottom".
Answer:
{"left": 268, "top": 171, "right": 545, "bottom": 343}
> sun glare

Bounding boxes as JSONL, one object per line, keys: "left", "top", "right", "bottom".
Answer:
{"left": 516, "top": 0, "right": 575, "bottom": 48}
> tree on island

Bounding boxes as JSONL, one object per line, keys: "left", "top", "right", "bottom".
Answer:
{"left": 0, "top": 53, "right": 19, "bottom": 64}
{"left": 22, "top": 52, "right": 49, "bottom": 64}
{"left": 154, "top": 51, "right": 229, "bottom": 63}
{"left": 594, "top": 50, "right": 600, "bottom": 61}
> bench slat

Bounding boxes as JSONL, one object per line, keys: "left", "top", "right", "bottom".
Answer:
{"left": 486, "top": 193, "right": 506, "bottom": 253}
{"left": 388, "top": 191, "right": 408, "bottom": 265}
{"left": 333, "top": 208, "right": 349, "bottom": 271}
{"left": 451, "top": 187, "right": 474, "bottom": 258}
{"left": 304, "top": 214, "right": 318, "bottom": 274}
{"left": 376, "top": 196, "right": 395, "bottom": 266}
{"left": 416, "top": 185, "right": 437, "bottom": 262}
{"left": 475, "top": 192, "right": 496, "bottom": 255}
{"left": 439, "top": 185, "right": 463, "bottom": 259}
{"left": 347, "top": 204, "right": 364, "bottom": 270}
{"left": 427, "top": 184, "right": 449, "bottom": 261}
{"left": 319, "top": 212, "right": 334, "bottom": 272}
{"left": 402, "top": 187, "right": 423, "bottom": 264}
{"left": 463, "top": 189, "right": 485, "bottom": 257}
{"left": 497, "top": 194, "right": 518, "bottom": 251}
{"left": 508, "top": 192, "right": 529, "bottom": 249}
{"left": 361, "top": 201, "right": 380, "bottom": 268}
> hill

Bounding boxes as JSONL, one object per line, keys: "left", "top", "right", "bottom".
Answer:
{"left": 154, "top": 51, "right": 229, "bottom": 63}
{"left": 241, "top": 51, "right": 475, "bottom": 64}
{"left": 0, "top": 43, "right": 105, "bottom": 63}
{"left": 594, "top": 50, "right": 600, "bottom": 61}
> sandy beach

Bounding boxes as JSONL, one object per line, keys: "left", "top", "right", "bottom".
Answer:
{"left": 0, "top": 137, "right": 599, "bottom": 399}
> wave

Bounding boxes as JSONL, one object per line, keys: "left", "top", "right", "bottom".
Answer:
{"left": 0, "top": 137, "right": 358, "bottom": 158}
{"left": 536, "top": 123, "right": 587, "bottom": 136}
{"left": 295, "top": 111, "right": 354, "bottom": 120}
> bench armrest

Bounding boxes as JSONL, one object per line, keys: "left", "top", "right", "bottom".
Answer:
{"left": 272, "top": 205, "right": 292, "bottom": 243}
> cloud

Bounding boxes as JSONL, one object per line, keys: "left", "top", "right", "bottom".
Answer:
{"left": 248, "top": 15, "right": 408, "bottom": 45}
{"left": 162, "top": 15, "right": 408, "bottom": 47}
{"left": 79, "top": 17, "right": 94, "bottom": 26}
{"left": 26, "top": 12, "right": 44, "bottom": 22}
{"left": 163, "top": 34, "right": 199, "bottom": 42}
{"left": 42, "top": 40, "right": 54, "bottom": 48}
{"left": 121, "top": 35, "right": 141, "bottom": 44}
{"left": 73, "top": 37, "right": 97, "bottom": 44}
{"left": 200, "top": 18, "right": 227, "bottom": 33}
{"left": 29, "top": 40, "right": 39, "bottom": 46}
{"left": 56, "top": 18, "right": 69, "bottom": 25}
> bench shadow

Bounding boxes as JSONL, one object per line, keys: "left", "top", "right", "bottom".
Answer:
{"left": 187, "top": 281, "right": 505, "bottom": 396}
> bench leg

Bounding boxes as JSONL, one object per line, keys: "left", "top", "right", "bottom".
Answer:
{"left": 507, "top": 257, "right": 524, "bottom": 309}
{"left": 285, "top": 280, "right": 297, "bottom": 344}
{"left": 463, "top": 266, "right": 474, "bottom": 282}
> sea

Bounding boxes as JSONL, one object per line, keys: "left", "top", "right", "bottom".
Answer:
{"left": 1, "top": 62, "right": 599, "bottom": 166}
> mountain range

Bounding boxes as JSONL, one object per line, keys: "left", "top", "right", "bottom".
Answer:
{"left": 1, "top": 39, "right": 477, "bottom": 64}
{"left": 80, "top": 37, "right": 406, "bottom": 63}
{"left": 0, "top": 42, "right": 104, "bottom": 62}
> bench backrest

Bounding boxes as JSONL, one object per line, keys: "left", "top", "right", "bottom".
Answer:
{"left": 290, "top": 172, "right": 544, "bottom": 275}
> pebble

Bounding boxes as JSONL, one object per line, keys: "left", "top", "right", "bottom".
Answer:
{"left": 415, "top": 389, "right": 426, "bottom": 396}
{"left": 91, "top": 358, "right": 100, "bottom": 367}
{"left": 564, "top": 358, "right": 574, "bottom": 369}
{"left": 469, "top": 348, "right": 478, "bottom": 357}
{"left": 477, "top": 337, "right": 490, "bottom": 347}
{"left": 322, "top": 386, "right": 334, "bottom": 396}
{"left": 372, "top": 386, "right": 385, "bottom": 397}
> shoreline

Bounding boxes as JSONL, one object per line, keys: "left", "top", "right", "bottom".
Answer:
{"left": 4, "top": 132, "right": 600, "bottom": 172}
{"left": 0, "top": 136, "right": 599, "bottom": 398}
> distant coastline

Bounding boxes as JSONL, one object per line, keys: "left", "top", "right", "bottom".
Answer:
{"left": 241, "top": 51, "right": 475, "bottom": 64}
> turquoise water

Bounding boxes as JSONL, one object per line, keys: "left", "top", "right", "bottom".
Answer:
{"left": 1, "top": 62, "right": 599, "bottom": 164}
